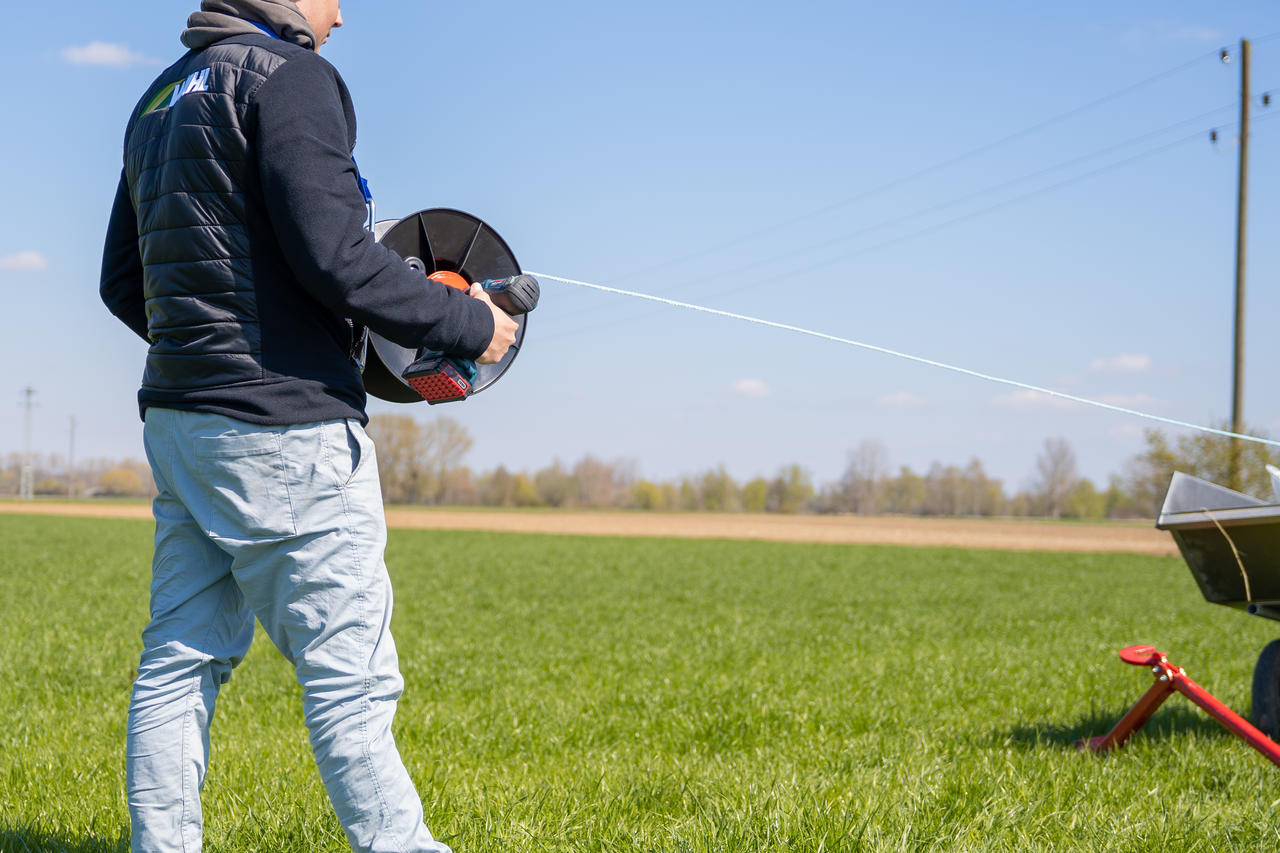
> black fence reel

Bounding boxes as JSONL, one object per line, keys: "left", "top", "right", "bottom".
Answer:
{"left": 362, "top": 208, "right": 537, "bottom": 404}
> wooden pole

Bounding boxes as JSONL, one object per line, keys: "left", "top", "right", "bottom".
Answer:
{"left": 1230, "top": 39, "right": 1250, "bottom": 490}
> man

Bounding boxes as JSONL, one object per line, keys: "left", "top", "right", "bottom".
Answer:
{"left": 99, "top": 1, "right": 518, "bottom": 850}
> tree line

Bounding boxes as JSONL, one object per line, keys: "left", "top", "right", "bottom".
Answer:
{"left": 0, "top": 452, "right": 155, "bottom": 498}
{"left": 363, "top": 414, "right": 1280, "bottom": 518}
{"left": 4, "top": 414, "right": 1274, "bottom": 518}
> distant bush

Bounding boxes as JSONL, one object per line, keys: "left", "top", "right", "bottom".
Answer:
{"left": 98, "top": 467, "right": 146, "bottom": 497}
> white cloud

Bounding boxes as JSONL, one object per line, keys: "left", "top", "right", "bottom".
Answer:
{"left": 997, "top": 389, "right": 1163, "bottom": 421}
{"left": 730, "top": 379, "right": 771, "bottom": 398}
{"left": 1166, "top": 25, "right": 1222, "bottom": 42}
{"left": 996, "top": 389, "right": 1081, "bottom": 411}
{"left": 1123, "top": 22, "right": 1223, "bottom": 46}
{"left": 0, "top": 251, "right": 48, "bottom": 272}
{"left": 877, "top": 391, "right": 926, "bottom": 408}
{"left": 1110, "top": 423, "right": 1147, "bottom": 439}
{"left": 1094, "top": 393, "right": 1159, "bottom": 409}
{"left": 1089, "top": 353, "right": 1152, "bottom": 374}
{"left": 60, "top": 42, "right": 158, "bottom": 68}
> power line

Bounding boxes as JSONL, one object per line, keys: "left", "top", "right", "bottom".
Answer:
{"left": 666, "top": 102, "right": 1241, "bottom": 300}
{"left": 19, "top": 387, "right": 35, "bottom": 501}
{"left": 701, "top": 116, "right": 1278, "bottom": 301}
{"left": 547, "top": 117, "right": 1250, "bottom": 344}
{"left": 606, "top": 46, "right": 1224, "bottom": 286}
{"left": 549, "top": 98, "right": 1245, "bottom": 334}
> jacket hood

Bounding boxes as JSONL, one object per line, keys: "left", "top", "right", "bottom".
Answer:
{"left": 183, "top": 0, "right": 316, "bottom": 51}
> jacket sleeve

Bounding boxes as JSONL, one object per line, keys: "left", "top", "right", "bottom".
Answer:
{"left": 99, "top": 170, "right": 151, "bottom": 342}
{"left": 252, "top": 54, "right": 494, "bottom": 359}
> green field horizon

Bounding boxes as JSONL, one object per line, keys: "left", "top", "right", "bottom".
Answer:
{"left": 1, "top": 514, "right": 1274, "bottom": 852}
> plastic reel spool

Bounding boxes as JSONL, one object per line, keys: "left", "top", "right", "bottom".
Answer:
{"left": 363, "top": 208, "right": 526, "bottom": 403}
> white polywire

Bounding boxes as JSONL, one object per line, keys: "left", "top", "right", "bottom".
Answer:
{"left": 526, "top": 270, "right": 1280, "bottom": 449}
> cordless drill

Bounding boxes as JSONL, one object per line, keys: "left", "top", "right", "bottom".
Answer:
{"left": 401, "top": 271, "right": 540, "bottom": 403}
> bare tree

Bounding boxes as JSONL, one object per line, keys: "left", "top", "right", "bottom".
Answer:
{"left": 421, "top": 415, "right": 473, "bottom": 504}
{"left": 480, "top": 465, "right": 516, "bottom": 506}
{"left": 574, "top": 456, "right": 621, "bottom": 508}
{"left": 534, "top": 460, "right": 574, "bottom": 507}
{"left": 923, "top": 462, "right": 967, "bottom": 516}
{"left": 1033, "top": 437, "right": 1079, "bottom": 519}
{"left": 367, "top": 414, "right": 424, "bottom": 503}
{"left": 962, "top": 458, "right": 1004, "bottom": 516}
{"left": 367, "top": 413, "right": 473, "bottom": 504}
{"left": 840, "top": 440, "right": 888, "bottom": 514}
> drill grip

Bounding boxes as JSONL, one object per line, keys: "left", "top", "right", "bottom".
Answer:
{"left": 480, "top": 274, "right": 540, "bottom": 316}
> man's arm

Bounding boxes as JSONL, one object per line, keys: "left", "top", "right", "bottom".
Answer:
{"left": 253, "top": 55, "right": 494, "bottom": 359}
{"left": 99, "top": 170, "right": 150, "bottom": 342}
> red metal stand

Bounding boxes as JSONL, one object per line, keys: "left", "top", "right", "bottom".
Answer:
{"left": 1080, "top": 645, "right": 1280, "bottom": 767}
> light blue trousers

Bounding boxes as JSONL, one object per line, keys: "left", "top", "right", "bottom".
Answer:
{"left": 128, "top": 408, "right": 450, "bottom": 853}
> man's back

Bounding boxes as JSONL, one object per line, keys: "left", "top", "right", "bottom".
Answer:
{"left": 101, "top": 6, "right": 495, "bottom": 427}
{"left": 122, "top": 35, "right": 367, "bottom": 417}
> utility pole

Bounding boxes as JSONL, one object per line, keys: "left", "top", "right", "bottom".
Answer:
{"left": 20, "top": 387, "right": 35, "bottom": 500}
{"left": 1229, "top": 39, "right": 1250, "bottom": 492}
{"left": 68, "top": 416, "right": 76, "bottom": 499}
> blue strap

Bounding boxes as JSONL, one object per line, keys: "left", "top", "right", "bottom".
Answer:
{"left": 352, "top": 157, "right": 373, "bottom": 203}
{"left": 248, "top": 20, "right": 282, "bottom": 40}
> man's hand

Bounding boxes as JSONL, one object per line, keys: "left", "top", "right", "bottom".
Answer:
{"left": 471, "top": 283, "right": 519, "bottom": 364}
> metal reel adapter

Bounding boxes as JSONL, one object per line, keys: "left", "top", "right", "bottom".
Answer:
{"left": 364, "top": 208, "right": 526, "bottom": 403}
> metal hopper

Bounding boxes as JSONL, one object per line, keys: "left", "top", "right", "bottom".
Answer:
{"left": 1156, "top": 470, "right": 1280, "bottom": 621}
{"left": 1154, "top": 468, "right": 1280, "bottom": 738}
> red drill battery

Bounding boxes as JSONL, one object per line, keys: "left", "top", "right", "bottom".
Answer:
{"left": 402, "top": 356, "right": 471, "bottom": 404}
{"left": 399, "top": 271, "right": 537, "bottom": 404}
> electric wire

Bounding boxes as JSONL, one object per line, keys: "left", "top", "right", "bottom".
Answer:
{"left": 526, "top": 270, "right": 1280, "bottom": 449}
{"left": 672, "top": 102, "right": 1242, "bottom": 299}
{"left": 654, "top": 107, "right": 1280, "bottom": 307}
{"left": 550, "top": 98, "right": 1249, "bottom": 332}
{"left": 547, "top": 112, "right": 1258, "bottom": 342}
{"left": 607, "top": 47, "right": 1224, "bottom": 286}
{"left": 700, "top": 120, "right": 1261, "bottom": 300}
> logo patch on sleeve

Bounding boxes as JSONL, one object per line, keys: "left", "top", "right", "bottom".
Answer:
{"left": 140, "top": 67, "right": 211, "bottom": 118}
{"left": 168, "top": 68, "right": 211, "bottom": 106}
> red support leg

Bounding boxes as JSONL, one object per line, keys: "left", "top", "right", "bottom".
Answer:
{"left": 1080, "top": 677, "right": 1176, "bottom": 753}
{"left": 1170, "top": 666, "right": 1280, "bottom": 767}
{"left": 1080, "top": 644, "right": 1280, "bottom": 768}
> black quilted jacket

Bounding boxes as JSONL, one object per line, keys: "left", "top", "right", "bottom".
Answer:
{"left": 99, "top": 32, "right": 493, "bottom": 425}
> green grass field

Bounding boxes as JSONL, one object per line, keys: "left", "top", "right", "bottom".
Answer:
{"left": 1, "top": 514, "right": 1278, "bottom": 852}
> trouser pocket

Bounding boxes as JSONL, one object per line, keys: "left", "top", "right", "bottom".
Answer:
{"left": 192, "top": 429, "right": 298, "bottom": 540}
{"left": 330, "top": 419, "right": 371, "bottom": 490}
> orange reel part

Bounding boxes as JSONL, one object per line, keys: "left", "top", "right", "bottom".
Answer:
{"left": 427, "top": 270, "right": 470, "bottom": 291}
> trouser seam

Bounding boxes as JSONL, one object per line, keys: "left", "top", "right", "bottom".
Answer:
{"left": 334, "top": 429, "right": 402, "bottom": 850}
{"left": 179, "top": 673, "right": 202, "bottom": 853}
{"left": 161, "top": 414, "right": 197, "bottom": 853}
{"left": 273, "top": 429, "right": 298, "bottom": 535}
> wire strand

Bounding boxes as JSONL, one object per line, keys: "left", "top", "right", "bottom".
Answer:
{"left": 546, "top": 120, "right": 1228, "bottom": 341}
{"left": 607, "top": 47, "right": 1223, "bottom": 285}
{"left": 676, "top": 105, "right": 1242, "bottom": 300}
{"left": 548, "top": 103, "right": 1245, "bottom": 334}
{"left": 527, "top": 271, "right": 1280, "bottom": 449}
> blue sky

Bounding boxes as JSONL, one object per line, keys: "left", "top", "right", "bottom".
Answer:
{"left": 2, "top": 1, "right": 1277, "bottom": 491}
